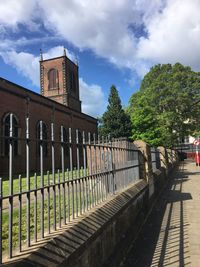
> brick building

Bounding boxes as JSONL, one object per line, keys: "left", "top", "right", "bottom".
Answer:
{"left": 0, "top": 50, "right": 97, "bottom": 175}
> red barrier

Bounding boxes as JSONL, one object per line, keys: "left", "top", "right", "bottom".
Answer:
{"left": 195, "top": 151, "right": 200, "bottom": 166}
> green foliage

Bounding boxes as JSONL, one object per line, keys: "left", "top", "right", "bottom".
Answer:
{"left": 99, "top": 85, "right": 131, "bottom": 138}
{"left": 128, "top": 63, "right": 200, "bottom": 147}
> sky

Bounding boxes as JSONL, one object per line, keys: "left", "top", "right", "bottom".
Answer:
{"left": 0, "top": 0, "right": 200, "bottom": 118}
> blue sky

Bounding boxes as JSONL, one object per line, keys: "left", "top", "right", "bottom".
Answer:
{"left": 0, "top": 0, "right": 200, "bottom": 117}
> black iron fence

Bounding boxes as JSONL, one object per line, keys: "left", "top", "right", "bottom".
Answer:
{"left": 0, "top": 113, "right": 143, "bottom": 263}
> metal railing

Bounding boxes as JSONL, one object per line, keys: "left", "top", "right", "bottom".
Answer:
{"left": 0, "top": 113, "right": 143, "bottom": 263}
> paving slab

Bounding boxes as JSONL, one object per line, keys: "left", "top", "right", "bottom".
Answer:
{"left": 121, "top": 160, "right": 200, "bottom": 267}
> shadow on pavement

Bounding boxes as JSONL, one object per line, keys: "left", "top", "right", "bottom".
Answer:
{"left": 121, "top": 162, "right": 192, "bottom": 267}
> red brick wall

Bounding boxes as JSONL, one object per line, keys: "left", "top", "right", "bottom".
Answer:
{"left": 0, "top": 78, "right": 97, "bottom": 176}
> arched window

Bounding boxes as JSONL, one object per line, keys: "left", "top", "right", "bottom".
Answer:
{"left": 70, "top": 70, "right": 76, "bottom": 92}
{"left": 36, "top": 121, "right": 48, "bottom": 157}
{"left": 48, "top": 68, "right": 58, "bottom": 90}
{"left": 3, "top": 113, "right": 19, "bottom": 156}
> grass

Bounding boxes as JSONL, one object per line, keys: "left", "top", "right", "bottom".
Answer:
{"left": 2, "top": 193, "right": 68, "bottom": 253}
{"left": 1, "top": 174, "right": 106, "bottom": 257}
{"left": 1, "top": 168, "right": 88, "bottom": 197}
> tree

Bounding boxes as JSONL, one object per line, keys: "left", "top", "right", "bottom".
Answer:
{"left": 99, "top": 85, "right": 131, "bottom": 138}
{"left": 128, "top": 63, "right": 200, "bottom": 147}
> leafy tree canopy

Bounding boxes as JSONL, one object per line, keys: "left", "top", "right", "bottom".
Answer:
{"left": 99, "top": 85, "right": 131, "bottom": 138}
{"left": 128, "top": 63, "right": 200, "bottom": 147}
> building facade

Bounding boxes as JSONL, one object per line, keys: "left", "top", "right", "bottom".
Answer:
{"left": 0, "top": 51, "right": 97, "bottom": 175}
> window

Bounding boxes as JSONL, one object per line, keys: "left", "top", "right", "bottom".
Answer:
{"left": 70, "top": 70, "right": 76, "bottom": 92}
{"left": 48, "top": 68, "right": 58, "bottom": 90}
{"left": 36, "top": 121, "right": 48, "bottom": 157}
{"left": 3, "top": 113, "right": 19, "bottom": 156}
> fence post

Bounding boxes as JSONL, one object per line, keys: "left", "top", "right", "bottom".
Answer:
{"left": 60, "top": 126, "right": 66, "bottom": 224}
{"left": 40, "top": 121, "right": 44, "bottom": 238}
{"left": 69, "top": 128, "right": 75, "bottom": 218}
{"left": 82, "top": 131, "right": 87, "bottom": 211}
{"left": 134, "top": 140, "right": 154, "bottom": 199}
{"left": 26, "top": 117, "right": 30, "bottom": 247}
{"left": 109, "top": 136, "right": 115, "bottom": 194}
{"left": 158, "top": 146, "right": 169, "bottom": 176}
{"left": 9, "top": 113, "right": 13, "bottom": 258}
{"left": 51, "top": 122, "right": 56, "bottom": 230}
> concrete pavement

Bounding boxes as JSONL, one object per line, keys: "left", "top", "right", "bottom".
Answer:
{"left": 121, "top": 160, "right": 200, "bottom": 267}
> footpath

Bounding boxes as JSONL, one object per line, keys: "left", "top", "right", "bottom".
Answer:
{"left": 121, "top": 160, "right": 200, "bottom": 267}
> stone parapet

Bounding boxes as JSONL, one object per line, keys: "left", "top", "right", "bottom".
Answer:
{"left": 134, "top": 140, "right": 154, "bottom": 198}
{"left": 158, "top": 146, "right": 169, "bottom": 175}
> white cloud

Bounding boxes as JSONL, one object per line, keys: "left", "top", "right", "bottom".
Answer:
{"left": 79, "top": 78, "right": 106, "bottom": 117}
{"left": 42, "top": 46, "right": 76, "bottom": 62}
{"left": 36, "top": 0, "right": 200, "bottom": 74}
{"left": 39, "top": 0, "right": 139, "bottom": 69}
{"left": 138, "top": 0, "right": 200, "bottom": 70}
{"left": 1, "top": 50, "right": 39, "bottom": 85}
{"left": 0, "top": 46, "right": 105, "bottom": 117}
{"left": 0, "top": 46, "right": 75, "bottom": 86}
{"left": 0, "top": 0, "right": 39, "bottom": 30}
{"left": 1, "top": 0, "right": 200, "bottom": 78}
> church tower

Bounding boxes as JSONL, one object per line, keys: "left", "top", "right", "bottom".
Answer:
{"left": 40, "top": 48, "right": 81, "bottom": 112}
